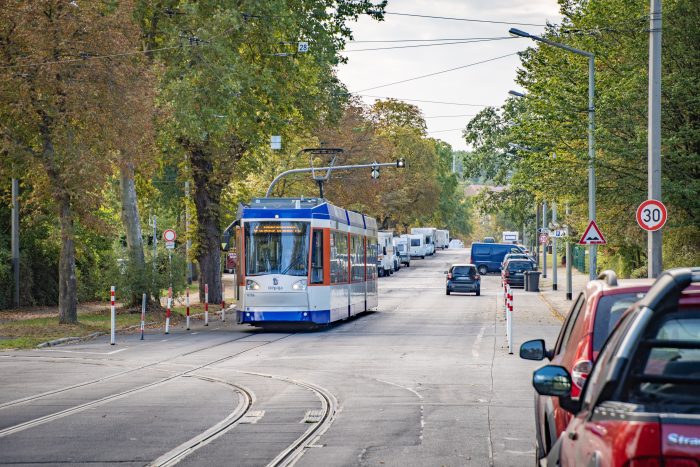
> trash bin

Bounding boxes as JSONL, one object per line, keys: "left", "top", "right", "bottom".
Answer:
{"left": 525, "top": 270, "right": 541, "bottom": 292}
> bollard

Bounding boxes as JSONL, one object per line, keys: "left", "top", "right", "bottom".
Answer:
{"left": 186, "top": 286, "right": 190, "bottom": 331}
{"left": 204, "top": 283, "right": 209, "bottom": 326}
{"left": 110, "top": 286, "right": 116, "bottom": 345}
{"left": 165, "top": 287, "right": 172, "bottom": 334}
{"left": 507, "top": 288, "right": 513, "bottom": 355}
{"left": 221, "top": 282, "right": 226, "bottom": 322}
{"left": 140, "top": 293, "right": 146, "bottom": 340}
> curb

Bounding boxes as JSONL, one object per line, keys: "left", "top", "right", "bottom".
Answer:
{"left": 538, "top": 291, "right": 567, "bottom": 322}
{"left": 35, "top": 322, "right": 157, "bottom": 349}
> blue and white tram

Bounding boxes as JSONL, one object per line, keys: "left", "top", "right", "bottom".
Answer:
{"left": 231, "top": 197, "right": 379, "bottom": 326}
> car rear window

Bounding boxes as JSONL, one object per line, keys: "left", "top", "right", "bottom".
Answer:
{"left": 592, "top": 293, "right": 645, "bottom": 351}
{"left": 453, "top": 266, "right": 476, "bottom": 276}
{"left": 626, "top": 311, "right": 700, "bottom": 407}
{"left": 507, "top": 262, "right": 533, "bottom": 272}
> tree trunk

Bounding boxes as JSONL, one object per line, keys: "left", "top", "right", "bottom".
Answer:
{"left": 119, "top": 161, "right": 146, "bottom": 304}
{"left": 190, "top": 145, "right": 223, "bottom": 304}
{"left": 57, "top": 189, "right": 78, "bottom": 324}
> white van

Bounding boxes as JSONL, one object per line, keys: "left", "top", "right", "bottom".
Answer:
{"left": 392, "top": 236, "right": 411, "bottom": 267}
{"left": 402, "top": 234, "right": 427, "bottom": 259}
{"left": 377, "top": 231, "right": 395, "bottom": 277}
{"left": 411, "top": 227, "right": 437, "bottom": 255}
{"left": 435, "top": 230, "right": 449, "bottom": 249}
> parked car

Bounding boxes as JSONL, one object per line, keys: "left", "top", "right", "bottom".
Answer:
{"left": 483, "top": 236, "right": 496, "bottom": 243}
{"left": 393, "top": 237, "right": 411, "bottom": 267}
{"left": 501, "top": 252, "right": 535, "bottom": 270}
{"left": 445, "top": 264, "right": 480, "bottom": 296}
{"left": 525, "top": 267, "right": 700, "bottom": 467}
{"left": 501, "top": 259, "right": 535, "bottom": 288}
{"left": 520, "top": 270, "right": 656, "bottom": 462}
{"left": 470, "top": 242, "right": 526, "bottom": 275}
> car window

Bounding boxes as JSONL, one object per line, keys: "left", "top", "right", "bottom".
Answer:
{"left": 453, "top": 266, "right": 476, "bottom": 276}
{"left": 592, "top": 293, "right": 644, "bottom": 351}
{"left": 624, "top": 311, "right": 700, "bottom": 406}
{"left": 555, "top": 293, "right": 585, "bottom": 355}
{"left": 507, "top": 262, "right": 533, "bottom": 272}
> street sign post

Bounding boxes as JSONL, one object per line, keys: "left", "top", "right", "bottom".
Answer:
{"left": 636, "top": 199, "right": 667, "bottom": 232}
{"left": 163, "top": 229, "right": 176, "bottom": 250}
{"left": 578, "top": 220, "right": 606, "bottom": 245}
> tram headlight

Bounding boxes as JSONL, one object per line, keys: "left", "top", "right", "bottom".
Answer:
{"left": 292, "top": 279, "right": 307, "bottom": 290}
{"left": 246, "top": 279, "right": 261, "bottom": 290}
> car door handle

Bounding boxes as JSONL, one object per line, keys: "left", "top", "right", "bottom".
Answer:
{"left": 567, "top": 431, "right": 578, "bottom": 440}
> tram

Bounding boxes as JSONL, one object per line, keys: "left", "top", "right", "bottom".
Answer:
{"left": 226, "top": 197, "right": 379, "bottom": 326}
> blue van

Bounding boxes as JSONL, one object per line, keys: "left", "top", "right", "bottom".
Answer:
{"left": 470, "top": 242, "right": 527, "bottom": 275}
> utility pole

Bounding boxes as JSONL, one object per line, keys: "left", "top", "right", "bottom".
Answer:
{"left": 542, "top": 201, "right": 547, "bottom": 279}
{"left": 535, "top": 203, "right": 540, "bottom": 269}
{"left": 648, "top": 0, "right": 662, "bottom": 277}
{"left": 11, "top": 178, "right": 20, "bottom": 308}
{"left": 566, "top": 204, "right": 573, "bottom": 300}
{"left": 552, "top": 202, "right": 558, "bottom": 290}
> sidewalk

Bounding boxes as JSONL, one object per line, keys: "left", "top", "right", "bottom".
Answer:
{"left": 537, "top": 263, "right": 590, "bottom": 321}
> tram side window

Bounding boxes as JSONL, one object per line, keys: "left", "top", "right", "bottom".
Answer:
{"left": 351, "top": 235, "right": 364, "bottom": 282}
{"left": 331, "top": 231, "right": 349, "bottom": 284}
{"left": 311, "top": 230, "right": 324, "bottom": 284}
{"left": 367, "top": 241, "right": 378, "bottom": 279}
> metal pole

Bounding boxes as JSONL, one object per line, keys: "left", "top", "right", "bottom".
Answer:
{"left": 648, "top": 0, "right": 662, "bottom": 278}
{"left": 566, "top": 204, "right": 572, "bottom": 300}
{"left": 185, "top": 181, "right": 192, "bottom": 284}
{"left": 552, "top": 202, "right": 558, "bottom": 290}
{"left": 535, "top": 203, "right": 540, "bottom": 268}
{"left": 152, "top": 215, "right": 157, "bottom": 293}
{"left": 542, "top": 201, "right": 547, "bottom": 279}
{"left": 11, "top": 178, "right": 20, "bottom": 308}
{"left": 588, "top": 55, "right": 597, "bottom": 280}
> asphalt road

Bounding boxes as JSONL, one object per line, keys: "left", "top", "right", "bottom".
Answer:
{"left": 0, "top": 248, "right": 562, "bottom": 466}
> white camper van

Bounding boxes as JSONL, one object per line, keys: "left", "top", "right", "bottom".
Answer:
{"left": 435, "top": 230, "right": 449, "bottom": 249}
{"left": 411, "top": 227, "right": 437, "bottom": 255}
{"left": 392, "top": 236, "right": 411, "bottom": 267}
{"left": 402, "top": 234, "right": 427, "bottom": 259}
{"left": 377, "top": 231, "right": 395, "bottom": 277}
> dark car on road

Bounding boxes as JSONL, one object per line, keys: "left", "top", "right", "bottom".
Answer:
{"left": 525, "top": 267, "right": 700, "bottom": 467}
{"left": 470, "top": 242, "right": 526, "bottom": 275}
{"left": 445, "top": 264, "right": 481, "bottom": 296}
{"left": 502, "top": 259, "right": 535, "bottom": 288}
{"left": 519, "top": 271, "right": 654, "bottom": 462}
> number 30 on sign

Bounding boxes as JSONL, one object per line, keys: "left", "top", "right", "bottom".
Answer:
{"left": 636, "top": 199, "right": 667, "bottom": 231}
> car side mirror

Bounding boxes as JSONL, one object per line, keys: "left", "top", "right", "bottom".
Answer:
{"left": 532, "top": 365, "right": 572, "bottom": 398}
{"left": 520, "top": 339, "right": 547, "bottom": 361}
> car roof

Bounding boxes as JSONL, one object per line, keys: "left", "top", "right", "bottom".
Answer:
{"left": 451, "top": 263, "right": 476, "bottom": 267}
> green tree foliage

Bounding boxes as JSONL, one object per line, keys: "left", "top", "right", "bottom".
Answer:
{"left": 463, "top": 0, "right": 700, "bottom": 275}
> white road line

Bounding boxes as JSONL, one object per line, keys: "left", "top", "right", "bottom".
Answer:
{"left": 472, "top": 326, "right": 485, "bottom": 358}
{"left": 38, "top": 347, "right": 129, "bottom": 355}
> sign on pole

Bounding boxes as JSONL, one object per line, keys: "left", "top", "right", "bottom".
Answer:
{"left": 578, "top": 220, "right": 606, "bottom": 245}
{"left": 551, "top": 229, "right": 568, "bottom": 238}
{"left": 636, "top": 199, "right": 667, "bottom": 231}
{"left": 163, "top": 229, "right": 176, "bottom": 250}
{"left": 539, "top": 233, "right": 549, "bottom": 244}
{"left": 270, "top": 135, "right": 282, "bottom": 150}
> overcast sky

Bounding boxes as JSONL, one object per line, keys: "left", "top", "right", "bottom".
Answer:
{"left": 336, "top": 0, "right": 563, "bottom": 151}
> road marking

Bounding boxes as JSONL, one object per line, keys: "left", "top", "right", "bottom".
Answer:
{"left": 239, "top": 410, "right": 265, "bottom": 424}
{"left": 472, "top": 326, "right": 485, "bottom": 358}
{"left": 38, "top": 347, "right": 128, "bottom": 356}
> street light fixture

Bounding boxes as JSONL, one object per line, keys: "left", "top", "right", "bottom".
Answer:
{"left": 509, "top": 27, "right": 597, "bottom": 280}
{"left": 508, "top": 90, "right": 525, "bottom": 98}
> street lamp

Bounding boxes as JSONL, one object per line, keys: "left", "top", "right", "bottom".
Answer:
{"left": 508, "top": 90, "right": 525, "bottom": 98}
{"left": 509, "top": 27, "right": 597, "bottom": 280}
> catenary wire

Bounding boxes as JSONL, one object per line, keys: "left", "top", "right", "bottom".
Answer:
{"left": 383, "top": 11, "right": 548, "bottom": 27}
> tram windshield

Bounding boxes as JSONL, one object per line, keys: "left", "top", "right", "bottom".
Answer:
{"left": 245, "top": 221, "right": 309, "bottom": 276}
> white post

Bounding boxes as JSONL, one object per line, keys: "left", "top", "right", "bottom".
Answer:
{"left": 110, "top": 286, "right": 116, "bottom": 345}
{"left": 506, "top": 286, "right": 513, "bottom": 354}
{"left": 165, "top": 287, "right": 171, "bottom": 334}
{"left": 140, "top": 293, "right": 146, "bottom": 340}
{"left": 204, "top": 283, "right": 209, "bottom": 326}
{"left": 552, "top": 202, "right": 558, "bottom": 290}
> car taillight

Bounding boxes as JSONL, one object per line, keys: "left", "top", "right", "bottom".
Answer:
{"left": 571, "top": 359, "right": 593, "bottom": 389}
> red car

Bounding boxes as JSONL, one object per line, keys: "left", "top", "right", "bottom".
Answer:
{"left": 527, "top": 267, "right": 700, "bottom": 466}
{"left": 520, "top": 271, "right": 654, "bottom": 461}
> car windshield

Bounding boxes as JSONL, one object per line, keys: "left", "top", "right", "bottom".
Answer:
{"left": 453, "top": 266, "right": 476, "bottom": 277}
{"left": 245, "top": 221, "right": 309, "bottom": 276}
{"left": 626, "top": 312, "right": 700, "bottom": 408}
{"left": 508, "top": 262, "right": 533, "bottom": 272}
{"left": 592, "top": 293, "right": 644, "bottom": 351}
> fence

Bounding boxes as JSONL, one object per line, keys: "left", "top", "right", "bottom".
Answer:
{"left": 572, "top": 244, "right": 587, "bottom": 274}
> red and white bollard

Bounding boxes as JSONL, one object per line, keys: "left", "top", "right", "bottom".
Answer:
{"left": 221, "top": 282, "right": 226, "bottom": 322}
{"left": 185, "top": 286, "right": 190, "bottom": 331}
{"left": 140, "top": 293, "right": 146, "bottom": 340}
{"left": 165, "top": 287, "right": 172, "bottom": 335}
{"left": 506, "top": 286, "right": 513, "bottom": 355}
{"left": 110, "top": 286, "right": 116, "bottom": 345}
{"left": 204, "top": 283, "right": 209, "bottom": 326}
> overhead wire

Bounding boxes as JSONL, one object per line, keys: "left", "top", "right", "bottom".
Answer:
{"left": 382, "top": 11, "right": 548, "bottom": 27}
{"left": 343, "top": 37, "right": 517, "bottom": 52}
{"left": 356, "top": 95, "right": 489, "bottom": 107}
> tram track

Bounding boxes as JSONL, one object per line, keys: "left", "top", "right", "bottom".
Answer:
{"left": 0, "top": 332, "right": 272, "bottom": 411}
{"left": 0, "top": 334, "right": 293, "bottom": 439}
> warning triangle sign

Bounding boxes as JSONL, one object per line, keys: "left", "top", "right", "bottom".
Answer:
{"left": 578, "top": 220, "right": 607, "bottom": 245}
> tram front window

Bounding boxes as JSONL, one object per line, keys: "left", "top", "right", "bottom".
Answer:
{"left": 245, "top": 221, "right": 309, "bottom": 276}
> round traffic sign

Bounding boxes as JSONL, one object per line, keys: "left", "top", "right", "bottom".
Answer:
{"left": 539, "top": 233, "right": 549, "bottom": 244}
{"left": 163, "top": 229, "right": 177, "bottom": 242}
{"left": 636, "top": 199, "right": 667, "bottom": 231}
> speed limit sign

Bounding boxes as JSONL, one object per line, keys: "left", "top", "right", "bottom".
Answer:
{"left": 636, "top": 199, "right": 667, "bottom": 231}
